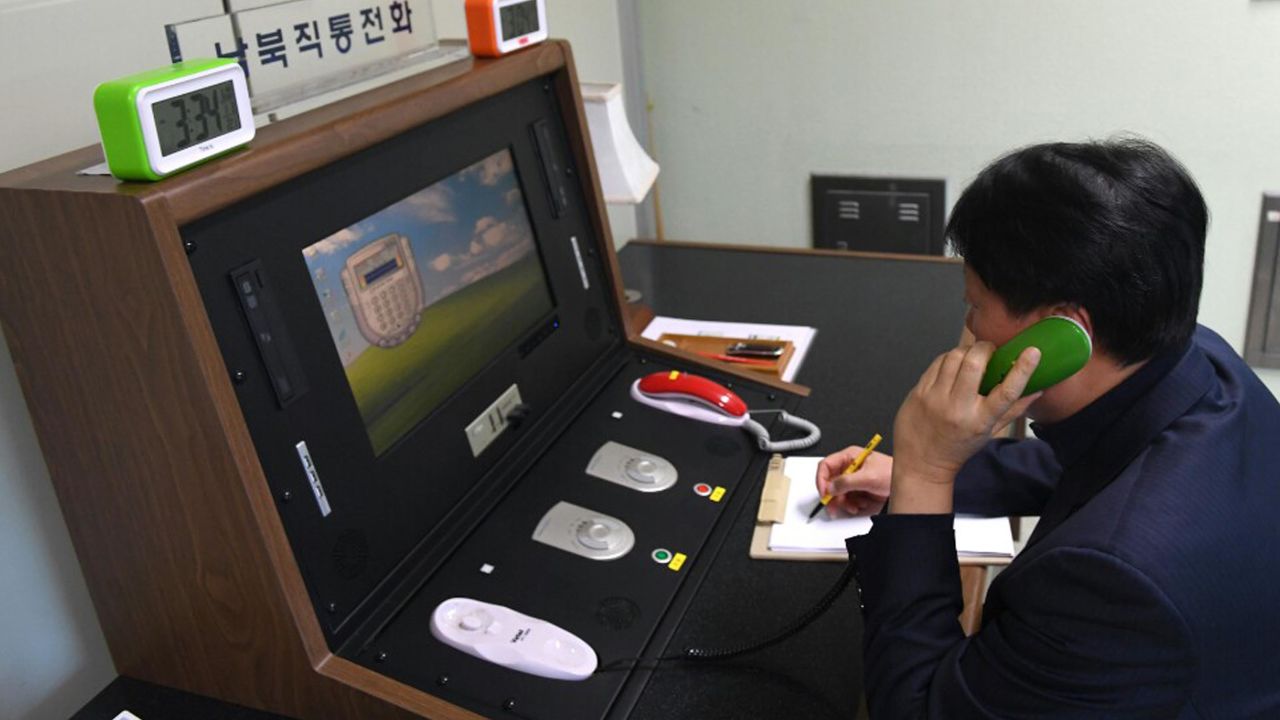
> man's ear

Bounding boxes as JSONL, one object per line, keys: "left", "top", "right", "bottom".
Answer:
{"left": 1049, "top": 304, "right": 1093, "bottom": 339}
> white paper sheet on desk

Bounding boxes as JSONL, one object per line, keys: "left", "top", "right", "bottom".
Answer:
{"left": 768, "top": 457, "right": 1015, "bottom": 557}
{"left": 640, "top": 316, "right": 816, "bottom": 383}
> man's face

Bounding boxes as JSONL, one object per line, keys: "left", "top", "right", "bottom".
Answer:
{"left": 962, "top": 265, "right": 1037, "bottom": 347}
{"left": 962, "top": 265, "right": 1109, "bottom": 423}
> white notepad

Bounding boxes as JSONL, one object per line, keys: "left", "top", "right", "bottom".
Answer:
{"left": 768, "top": 457, "right": 1015, "bottom": 557}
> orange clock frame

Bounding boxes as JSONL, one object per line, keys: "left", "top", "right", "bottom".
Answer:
{"left": 465, "top": 0, "right": 548, "bottom": 57}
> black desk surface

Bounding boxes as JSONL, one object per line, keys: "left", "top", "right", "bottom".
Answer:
{"left": 621, "top": 242, "right": 964, "bottom": 720}
{"left": 75, "top": 242, "right": 965, "bottom": 720}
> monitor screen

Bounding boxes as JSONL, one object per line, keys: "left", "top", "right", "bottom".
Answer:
{"left": 303, "top": 148, "right": 554, "bottom": 455}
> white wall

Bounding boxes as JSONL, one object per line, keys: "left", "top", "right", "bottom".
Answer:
{"left": 433, "top": 0, "right": 638, "bottom": 245}
{"left": 0, "top": 2, "right": 628, "bottom": 718}
{"left": 0, "top": 3, "right": 223, "bottom": 716}
{"left": 637, "top": 0, "right": 1280, "bottom": 398}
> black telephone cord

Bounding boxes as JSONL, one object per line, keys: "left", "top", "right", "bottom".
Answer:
{"left": 598, "top": 560, "right": 857, "bottom": 672}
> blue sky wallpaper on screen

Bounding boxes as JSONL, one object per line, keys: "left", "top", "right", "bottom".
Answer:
{"left": 303, "top": 148, "right": 539, "bottom": 366}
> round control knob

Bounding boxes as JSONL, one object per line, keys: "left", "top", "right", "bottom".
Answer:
{"left": 459, "top": 610, "right": 490, "bottom": 632}
{"left": 576, "top": 520, "right": 616, "bottom": 550}
{"left": 625, "top": 457, "right": 659, "bottom": 484}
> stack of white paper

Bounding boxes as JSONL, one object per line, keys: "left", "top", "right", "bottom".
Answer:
{"left": 768, "top": 457, "right": 1015, "bottom": 557}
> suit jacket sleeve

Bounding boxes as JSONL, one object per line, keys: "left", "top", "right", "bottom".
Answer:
{"left": 953, "top": 438, "right": 1061, "bottom": 517}
{"left": 847, "top": 515, "right": 1194, "bottom": 718}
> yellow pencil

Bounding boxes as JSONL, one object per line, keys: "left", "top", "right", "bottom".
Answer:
{"left": 806, "top": 433, "right": 883, "bottom": 522}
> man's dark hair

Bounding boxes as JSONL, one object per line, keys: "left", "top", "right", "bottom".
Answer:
{"left": 947, "top": 138, "right": 1207, "bottom": 365}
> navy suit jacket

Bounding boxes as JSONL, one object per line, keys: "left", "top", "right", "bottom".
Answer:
{"left": 847, "top": 327, "right": 1280, "bottom": 718}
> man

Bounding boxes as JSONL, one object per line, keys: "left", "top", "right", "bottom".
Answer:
{"left": 818, "top": 139, "right": 1280, "bottom": 717}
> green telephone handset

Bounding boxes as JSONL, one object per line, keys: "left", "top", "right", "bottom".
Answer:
{"left": 979, "top": 315, "right": 1092, "bottom": 396}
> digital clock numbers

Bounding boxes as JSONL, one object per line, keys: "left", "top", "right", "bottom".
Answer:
{"left": 150, "top": 79, "right": 242, "bottom": 157}
{"left": 94, "top": 59, "right": 255, "bottom": 181}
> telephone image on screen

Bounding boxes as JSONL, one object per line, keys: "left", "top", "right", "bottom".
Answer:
{"left": 980, "top": 315, "right": 1093, "bottom": 396}
{"left": 340, "top": 232, "right": 425, "bottom": 348}
{"left": 302, "top": 148, "right": 554, "bottom": 456}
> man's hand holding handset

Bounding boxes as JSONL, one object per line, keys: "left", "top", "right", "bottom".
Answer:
{"left": 817, "top": 341, "right": 1042, "bottom": 516}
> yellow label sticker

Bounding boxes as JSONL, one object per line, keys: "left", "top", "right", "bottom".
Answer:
{"left": 668, "top": 552, "right": 687, "bottom": 571}
{"left": 710, "top": 486, "right": 726, "bottom": 503}
{"left": 668, "top": 370, "right": 680, "bottom": 380}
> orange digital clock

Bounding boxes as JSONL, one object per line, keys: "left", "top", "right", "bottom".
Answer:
{"left": 465, "top": 0, "right": 548, "bottom": 57}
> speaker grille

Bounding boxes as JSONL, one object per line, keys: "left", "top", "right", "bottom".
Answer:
{"left": 584, "top": 307, "right": 603, "bottom": 340}
{"left": 331, "top": 529, "right": 369, "bottom": 580}
{"left": 596, "top": 596, "right": 641, "bottom": 630}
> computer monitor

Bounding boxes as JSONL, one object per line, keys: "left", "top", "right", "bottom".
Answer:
{"left": 183, "top": 76, "right": 621, "bottom": 643}
{"left": 301, "top": 148, "right": 554, "bottom": 455}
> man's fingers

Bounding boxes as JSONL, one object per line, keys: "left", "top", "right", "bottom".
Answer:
{"left": 831, "top": 470, "right": 883, "bottom": 495}
{"left": 817, "top": 454, "right": 850, "bottom": 487}
{"left": 933, "top": 348, "right": 968, "bottom": 394}
{"left": 831, "top": 472, "right": 885, "bottom": 497}
{"left": 987, "top": 346, "right": 1041, "bottom": 411}
{"left": 816, "top": 474, "right": 831, "bottom": 497}
{"left": 995, "top": 391, "right": 1042, "bottom": 432}
{"left": 919, "top": 352, "right": 947, "bottom": 393}
{"left": 828, "top": 472, "right": 858, "bottom": 495}
{"left": 955, "top": 342, "right": 996, "bottom": 397}
{"left": 828, "top": 492, "right": 881, "bottom": 517}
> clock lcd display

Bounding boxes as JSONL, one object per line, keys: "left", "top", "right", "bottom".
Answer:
{"left": 500, "top": 0, "right": 539, "bottom": 41}
{"left": 151, "top": 80, "right": 242, "bottom": 157}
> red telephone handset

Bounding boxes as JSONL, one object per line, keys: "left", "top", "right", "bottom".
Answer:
{"left": 630, "top": 369, "right": 821, "bottom": 451}
{"left": 635, "top": 370, "right": 748, "bottom": 419}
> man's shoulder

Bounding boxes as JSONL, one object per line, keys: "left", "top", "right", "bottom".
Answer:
{"left": 1190, "top": 324, "right": 1280, "bottom": 427}
{"left": 1092, "top": 335, "right": 1280, "bottom": 607}
{"left": 1194, "top": 324, "right": 1278, "bottom": 399}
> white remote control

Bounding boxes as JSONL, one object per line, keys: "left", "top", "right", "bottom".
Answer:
{"left": 430, "top": 597, "right": 598, "bottom": 680}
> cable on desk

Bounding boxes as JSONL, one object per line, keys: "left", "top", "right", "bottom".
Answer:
{"left": 597, "top": 560, "right": 857, "bottom": 672}
{"left": 678, "top": 560, "right": 856, "bottom": 661}
{"left": 743, "top": 409, "right": 821, "bottom": 452}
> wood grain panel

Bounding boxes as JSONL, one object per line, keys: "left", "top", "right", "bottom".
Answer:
{"left": 0, "top": 43, "right": 588, "bottom": 720}
{"left": 552, "top": 43, "right": 629, "bottom": 337}
{"left": 958, "top": 566, "right": 987, "bottom": 636}
{"left": 627, "top": 336, "right": 811, "bottom": 397}
{"left": 0, "top": 187, "right": 442, "bottom": 718}
{"left": 0, "top": 42, "right": 569, "bottom": 225}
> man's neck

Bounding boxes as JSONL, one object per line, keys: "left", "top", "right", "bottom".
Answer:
{"left": 1030, "top": 355, "right": 1147, "bottom": 424}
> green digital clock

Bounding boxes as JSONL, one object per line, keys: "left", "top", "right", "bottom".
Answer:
{"left": 93, "top": 59, "right": 255, "bottom": 181}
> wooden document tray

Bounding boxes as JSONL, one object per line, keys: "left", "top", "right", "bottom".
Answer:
{"left": 655, "top": 333, "right": 794, "bottom": 378}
